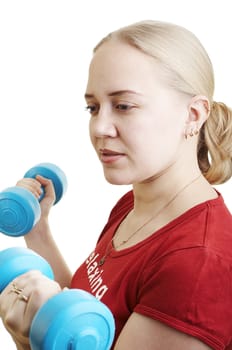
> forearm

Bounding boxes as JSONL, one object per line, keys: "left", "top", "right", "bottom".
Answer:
{"left": 24, "top": 218, "right": 72, "bottom": 288}
{"left": 15, "top": 342, "right": 31, "bottom": 350}
{"left": 11, "top": 335, "right": 31, "bottom": 350}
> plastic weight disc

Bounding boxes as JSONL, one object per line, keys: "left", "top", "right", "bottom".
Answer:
{"left": 0, "top": 187, "right": 41, "bottom": 236}
{"left": 30, "top": 289, "right": 115, "bottom": 350}
{"left": 24, "top": 163, "right": 68, "bottom": 205}
{"left": 0, "top": 247, "right": 54, "bottom": 292}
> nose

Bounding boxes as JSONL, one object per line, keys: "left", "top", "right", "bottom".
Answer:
{"left": 90, "top": 108, "right": 118, "bottom": 138}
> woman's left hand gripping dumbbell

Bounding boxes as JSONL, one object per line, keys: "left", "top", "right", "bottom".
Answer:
{"left": 0, "top": 270, "right": 61, "bottom": 350}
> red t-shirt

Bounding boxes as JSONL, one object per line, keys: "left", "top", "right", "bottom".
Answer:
{"left": 71, "top": 190, "right": 232, "bottom": 349}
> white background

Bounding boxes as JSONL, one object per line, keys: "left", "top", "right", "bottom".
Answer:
{"left": 0, "top": 0, "right": 231, "bottom": 347}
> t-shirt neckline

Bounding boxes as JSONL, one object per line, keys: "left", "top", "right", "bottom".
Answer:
{"left": 108, "top": 191, "right": 223, "bottom": 258}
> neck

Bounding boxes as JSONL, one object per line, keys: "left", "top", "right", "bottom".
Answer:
{"left": 132, "top": 163, "right": 213, "bottom": 217}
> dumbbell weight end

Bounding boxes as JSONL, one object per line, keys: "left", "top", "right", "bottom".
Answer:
{"left": 30, "top": 289, "right": 115, "bottom": 350}
{"left": 0, "top": 247, "right": 54, "bottom": 292}
{"left": 0, "top": 188, "right": 41, "bottom": 237}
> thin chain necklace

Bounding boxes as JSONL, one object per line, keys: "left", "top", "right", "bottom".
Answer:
{"left": 98, "top": 174, "right": 202, "bottom": 266}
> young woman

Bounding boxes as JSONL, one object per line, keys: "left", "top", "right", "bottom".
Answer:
{"left": 1, "top": 20, "right": 232, "bottom": 350}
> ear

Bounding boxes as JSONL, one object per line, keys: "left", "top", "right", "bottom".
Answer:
{"left": 187, "top": 95, "right": 210, "bottom": 125}
{"left": 184, "top": 95, "right": 210, "bottom": 139}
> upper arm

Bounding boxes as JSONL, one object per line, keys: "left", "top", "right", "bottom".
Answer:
{"left": 114, "top": 312, "right": 212, "bottom": 350}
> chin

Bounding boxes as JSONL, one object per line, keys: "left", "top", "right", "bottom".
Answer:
{"left": 106, "top": 178, "right": 128, "bottom": 186}
{"left": 104, "top": 174, "right": 131, "bottom": 186}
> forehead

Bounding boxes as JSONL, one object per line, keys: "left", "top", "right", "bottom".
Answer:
{"left": 86, "top": 39, "right": 165, "bottom": 95}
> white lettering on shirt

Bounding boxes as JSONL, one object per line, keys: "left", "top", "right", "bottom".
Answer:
{"left": 85, "top": 251, "right": 108, "bottom": 300}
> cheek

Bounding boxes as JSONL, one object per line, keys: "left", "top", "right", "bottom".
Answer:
{"left": 89, "top": 121, "right": 95, "bottom": 146}
{"left": 131, "top": 125, "right": 182, "bottom": 170}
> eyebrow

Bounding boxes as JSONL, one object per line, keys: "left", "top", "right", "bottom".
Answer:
{"left": 84, "top": 90, "right": 143, "bottom": 99}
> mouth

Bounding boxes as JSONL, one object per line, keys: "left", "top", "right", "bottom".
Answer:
{"left": 99, "top": 148, "right": 125, "bottom": 164}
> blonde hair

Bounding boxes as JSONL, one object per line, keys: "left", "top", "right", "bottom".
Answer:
{"left": 94, "top": 20, "right": 232, "bottom": 184}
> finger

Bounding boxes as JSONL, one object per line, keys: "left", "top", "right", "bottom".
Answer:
{"left": 0, "top": 286, "right": 19, "bottom": 316}
{"left": 0, "top": 271, "right": 61, "bottom": 343}
{"left": 16, "top": 178, "right": 42, "bottom": 198}
{"left": 2, "top": 271, "right": 60, "bottom": 328}
{"left": 36, "top": 175, "right": 54, "bottom": 190}
{"left": 11, "top": 270, "right": 43, "bottom": 289}
{"left": 12, "top": 272, "right": 61, "bottom": 331}
{"left": 16, "top": 178, "right": 40, "bottom": 188}
{"left": 0, "top": 283, "right": 30, "bottom": 336}
{"left": 35, "top": 175, "right": 56, "bottom": 201}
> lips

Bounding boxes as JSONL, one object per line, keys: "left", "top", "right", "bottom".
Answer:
{"left": 99, "top": 148, "right": 125, "bottom": 163}
{"left": 100, "top": 148, "right": 123, "bottom": 156}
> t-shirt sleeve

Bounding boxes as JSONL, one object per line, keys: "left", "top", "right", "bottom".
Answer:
{"left": 134, "top": 247, "right": 232, "bottom": 350}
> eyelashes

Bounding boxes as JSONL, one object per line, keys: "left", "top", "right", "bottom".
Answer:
{"left": 85, "top": 103, "right": 136, "bottom": 116}
{"left": 85, "top": 105, "right": 98, "bottom": 114}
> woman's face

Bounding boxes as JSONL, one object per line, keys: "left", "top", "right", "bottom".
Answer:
{"left": 85, "top": 39, "right": 190, "bottom": 185}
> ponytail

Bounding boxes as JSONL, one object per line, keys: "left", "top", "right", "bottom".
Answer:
{"left": 198, "top": 102, "right": 232, "bottom": 184}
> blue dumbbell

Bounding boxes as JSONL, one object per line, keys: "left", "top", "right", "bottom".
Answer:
{"left": 0, "top": 163, "right": 67, "bottom": 237}
{"left": 0, "top": 247, "right": 115, "bottom": 350}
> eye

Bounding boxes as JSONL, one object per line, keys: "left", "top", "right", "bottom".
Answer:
{"left": 115, "top": 103, "right": 134, "bottom": 112}
{"left": 85, "top": 104, "right": 99, "bottom": 115}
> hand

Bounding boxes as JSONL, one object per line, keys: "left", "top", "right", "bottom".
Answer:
{"left": 0, "top": 271, "right": 61, "bottom": 348}
{"left": 16, "top": 175, "right": 56, "bottom": 219}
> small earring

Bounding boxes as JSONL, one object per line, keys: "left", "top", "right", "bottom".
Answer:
{"left": 189, "top": 129, "right": 194, "bottom": 137}
{"left": 184, "top": 127, "right": 199, "bottom": 139}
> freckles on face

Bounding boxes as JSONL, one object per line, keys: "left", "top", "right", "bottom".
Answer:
{"left": 85, "top": 39, "right": 189, "bottom": 183}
